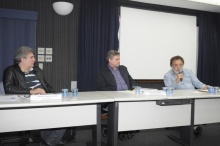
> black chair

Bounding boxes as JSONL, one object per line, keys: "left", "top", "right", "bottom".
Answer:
{"left": 101, "top": 103, "right": 137, "bottom": 140}
{"left": 194, "top": 125, "right": 202, "bottom": 137}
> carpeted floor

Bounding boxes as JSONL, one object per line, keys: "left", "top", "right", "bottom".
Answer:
{"left": 2, "top": 123, "right": 220, "bottom": 146}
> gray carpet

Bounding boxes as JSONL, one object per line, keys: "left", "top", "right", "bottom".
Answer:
{"left": 2, "top": 123, "right": 220, "bottom": 146}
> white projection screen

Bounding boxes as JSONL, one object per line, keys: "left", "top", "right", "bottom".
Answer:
{"left": 119, "top": 7, "right": 198, "bottom": 79}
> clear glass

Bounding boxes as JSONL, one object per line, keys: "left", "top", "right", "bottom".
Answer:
{"left": 62, "top": 89, "right": 68, "bottom": 97}
{"left": 213, "top": 87, "right": 219, "bottom": 94}
{"left": 72, "top": 88, "right": 78, "bottom": 97}
{"left": 162, "top": 87, "right": 168, "bottom": 92}
{"left": 135, "top": 86, "right": 141, "bottom": 95}
{"left": 166, "top": 87, "right": 174, "bottom": 96}
{"left": 208, "top": 86, "right": 214, "bottom": 94}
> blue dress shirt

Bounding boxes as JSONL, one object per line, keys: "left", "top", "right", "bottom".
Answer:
{"left": 164, "top": 68, "right": 206, "bottom": 90}
{"left": 108, "top": 66, "right": 128, "bottom": 91}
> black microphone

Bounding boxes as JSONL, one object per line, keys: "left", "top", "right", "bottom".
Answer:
{"left": 179, "top": 70, "right": 183, "bottom": 81}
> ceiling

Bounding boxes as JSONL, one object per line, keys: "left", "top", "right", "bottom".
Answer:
{"left": 130, "top": 0, "right": 220, "bottom": 13}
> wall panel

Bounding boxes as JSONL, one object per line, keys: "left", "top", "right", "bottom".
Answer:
{"left": 0, "top": 0, "right": 80, "bottom": 92}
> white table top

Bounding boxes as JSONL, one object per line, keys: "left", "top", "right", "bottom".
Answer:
{"left": 1, "top": 90, "right": 219, "bottom": 108}
{"left": 98, "top": 90, "right": 220, "bottom": 102}
{"left": 0, "top": 92, "right": 114, "bottom": 109}
{"left": 174, "top": 90, "right": 220, "bottom": 99}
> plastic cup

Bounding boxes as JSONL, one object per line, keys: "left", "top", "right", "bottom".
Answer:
{"left": 166, "top": 87, "right": 174, "bottom": 96}
{"left": 162, "top": 87, "right": 168, "bottom": 92}
{"left": 72, "top": 88, "right": 78, "bottom": 97}
{"left": 213, "top": 87, "right": 219, "bottom": 94}
{"left": 135, "top": 86, "right": 141, "bottom": 95}
{"left": 208, "top": 86, "right": 214, "bottom": 94}
{"left": 62, "top": 89, "right": 68, "bottom": 97}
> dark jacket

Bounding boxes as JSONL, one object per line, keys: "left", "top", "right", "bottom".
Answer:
{"left": 97, "top": 65, "right": 134, "bottom": 91}
{"left": 2, "top": 64, "right": 54, "bottom": 94}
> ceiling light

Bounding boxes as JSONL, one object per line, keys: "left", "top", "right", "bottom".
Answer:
{"left": 52, "top": 1, "right": 74, "bottom": 16}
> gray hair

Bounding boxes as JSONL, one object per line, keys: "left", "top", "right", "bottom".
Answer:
{"left": 170, "top": 55, "right": 184, "bottom": 67}
{"left": 14, "top": 46, "right": 34, "bottom": 64}
{"left": 106, "top": 50, "right": 120, "bottom": 62}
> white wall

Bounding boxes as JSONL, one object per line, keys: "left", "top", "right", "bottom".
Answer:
{"left": 119, "top": 7, "right": 197, "bottom": 79}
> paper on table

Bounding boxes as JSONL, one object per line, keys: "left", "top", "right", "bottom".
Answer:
{"left": 193, "top": 90, "right": 207, "bottom": 93}
{"left": 30, "top": 94, "right": 62, "bottom": 100}
{"left": 143, "top": 90, "right": 166, "bottom": 96}
{"left": 119, "top": 88, "right": 158, "bottom": 94}
{"left": 140, "top": 88, "right": 157, "bottom": 90}
{"left": 198, "top": 89, "right": 208, "bottom": 92}
{"left": 0, "top": 95, "right": 20, "bottom": 102}
{"left": 118, "top": 90, "right": 135, "bottom": 94}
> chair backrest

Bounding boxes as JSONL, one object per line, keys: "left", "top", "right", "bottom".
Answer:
{"left": 0, "top": 81, "right": 5, "bottom": 94}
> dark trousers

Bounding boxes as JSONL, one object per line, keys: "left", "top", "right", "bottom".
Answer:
{"left": 41, "top": 129, "right": 66, "bottom": 146}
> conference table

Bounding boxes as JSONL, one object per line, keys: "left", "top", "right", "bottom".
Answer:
{"left": 0, "top": 92, "right": 114, "bottom": 146}
{"left": 98, "top": 90, "right": 220, "bottom": 146}
{"left": 1, "top": 90, "right": 220, "bottom": 146}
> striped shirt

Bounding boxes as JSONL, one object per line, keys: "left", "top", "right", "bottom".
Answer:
{"left": 24, "top": 68, "right": 43, "bottom": 89}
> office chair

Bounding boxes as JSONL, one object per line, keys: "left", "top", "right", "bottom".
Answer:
{"left": 101, "top": 115, "right": 136, "bottom": 140}
{"left": 101, "top": 104, "right": 136, "bottom": 140}
{"left": 0, "top": 81, "right": 41, "bottom": 146}
{"left": 194, "top": 126, "right": 202, "bottom": 137}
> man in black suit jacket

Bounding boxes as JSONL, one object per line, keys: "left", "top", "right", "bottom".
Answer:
{"left": 97, "top": 50, "right": 136, "bottom": 139}
{"left": 97, "top": 50, "right": 134, "bottom": 91}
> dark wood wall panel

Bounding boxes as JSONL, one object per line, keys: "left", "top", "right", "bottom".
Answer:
{"left": 0, "top": 0, "right": 80, "bottom": 92}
